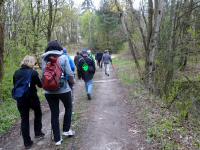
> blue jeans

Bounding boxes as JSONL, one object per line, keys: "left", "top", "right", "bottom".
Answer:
{"left": 85, "top": 80, "right": 93, "bottom": 95}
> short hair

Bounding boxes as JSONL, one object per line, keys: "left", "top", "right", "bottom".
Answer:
{"left": 45, "top": 40, "right": 63, "bottom": 52}
{"left": 21, "top": 55, "right": 36, "bottom": 68}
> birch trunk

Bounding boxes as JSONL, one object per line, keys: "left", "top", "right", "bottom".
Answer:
{"left": 148, "top": 0, "right": 165, "bottom": 92}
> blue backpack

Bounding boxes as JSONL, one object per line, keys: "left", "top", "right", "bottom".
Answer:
{"left": 12, "top": 70, "right": 33, "bottom": 101}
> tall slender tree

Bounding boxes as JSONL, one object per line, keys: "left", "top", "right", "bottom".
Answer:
{"left": 0, "top": 0, "right": 4, "bottom": 82}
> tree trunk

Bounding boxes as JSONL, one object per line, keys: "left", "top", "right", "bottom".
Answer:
{"left": 148, "top": 0, "right": 165, "bottom": 92}
{"left": 47, "top": 0, "right": 53, "bottom": 42}
{"left": 164, "top": 0, "right": 177, "bottom": 94}
{"left": 179, "top": 0, "right": 193, "bottom": 71}
{"left": 114, "top": 0, "right": 142, "bottom": 79}
{"left": 0, "top": 2, "right": 4, "bottom": 82}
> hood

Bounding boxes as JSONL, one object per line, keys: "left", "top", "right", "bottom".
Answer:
{"left": 42, "top": 50, "right": 63, "bottom": 60}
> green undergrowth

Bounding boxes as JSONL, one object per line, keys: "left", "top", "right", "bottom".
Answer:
{"left": 0, "top": 99, "right": 19, "bottom": 134}
{"left": 0, "top": 53, "right": 45, "bottom": 135}
{"left": 114, "top": 54, "right": 200, "bottom": 149}
{"left": 113, "top": 56, "right": 142, "bottom": 85}
{"left": 0, "top": 54, "right": 21, "bottom": 135}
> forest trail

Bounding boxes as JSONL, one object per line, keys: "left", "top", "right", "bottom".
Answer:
{"left": 73, "top": 67, "right": 148, "bottom": 150}
{"left": 0, "top": 66, "right": 148, "bottom": 150}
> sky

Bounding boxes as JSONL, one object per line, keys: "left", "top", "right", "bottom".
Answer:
{"left": 74, "top": 0, "right": 141, "bottom": 10}
{"left": 74, "top": 0, "right": 100, "bottom": 9}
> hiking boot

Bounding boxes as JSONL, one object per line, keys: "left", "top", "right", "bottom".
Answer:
{"left": 55, "top": 138, "right": 63, "bottom": 146}
{"left": 25, "top": 141, "right": 33, "bottom": 149}
{"left": 62, "top": 129, "right": 75, "bottom": 137}
{"left": 87, "top": 94, "right": 92, "bottom": 100}
{"left": 35, "top": 132, "right": 45, "bottom": 139}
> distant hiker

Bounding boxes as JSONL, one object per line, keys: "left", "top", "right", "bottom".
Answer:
{"left": 12, "top": 55, "right": 44, "bottom": 149}
{"left": 87, "top": 49, "right": 95, "bottom": 61}
{"left": 42, "top": 40, "right": 75, "bottom": 146}
{"left": 74, "top": 52, "right": 81, "bottom": 66}
{"left": 95, "top": 52, "right": 103, "bottom": 68}
{"left": 102, "top": 50, "right": 112, "bottom": 76}
{"left": 63, "top": 48, "right": 75, "bottom": 89}
{"left": 74, "top": 51, "right": 82, "bottom": 78}
{"left": 78, "top": 50, "right": 96, "bottom": 100}
{"left": 62, "top": 48, "right": 76, "bottom": 115}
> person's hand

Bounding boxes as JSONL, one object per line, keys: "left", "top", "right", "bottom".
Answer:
{"left": 69, "top": 76, "right": 75, "bottom": 84}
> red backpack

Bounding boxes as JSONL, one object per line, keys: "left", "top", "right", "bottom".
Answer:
{"left": 42, "top": 56, "right": 63, "bottom": 91}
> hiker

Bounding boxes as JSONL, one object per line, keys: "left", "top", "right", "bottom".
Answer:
{"left": 63, "top": 48, "right": 75, "bottom": 90}
{"left": 41, "top": 40, "right": 75, "bottom": 146}
{"left": 78, "top": 50, "right": 96, "bottom": 100}
{"left": 87, "top": 49, "right": 95, "bottom": 61}
{"left": 62, "top": 48, "right": 76, "bottom": 115}
{"left": 12, "top": 55, "right": 44, "bottom": 149}
{"left": 95, "top": 52, "right": 103, "bottom": 68}
{"left": 102, "top": 50, "right": 112, "bottom": 76}
{"left": 74, "top": 51, "right": 81, "bottom": 67}
{"left": 74, "top": 51, "right": 82, "bottom": 78}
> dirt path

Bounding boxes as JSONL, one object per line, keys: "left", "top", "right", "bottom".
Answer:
{"left": 72, "top": 68, "right": 149, "bottom": 150}
{"left": 0, "top": 67, "right": 149, "bottom": 150}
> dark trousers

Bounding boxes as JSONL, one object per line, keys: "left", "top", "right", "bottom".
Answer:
{"left": 17, "top": 94, "right": 42, "bottom": 146}
{"left": 45, "top": 92, "right": 72, "bottom": 142}
{"left": 97, "top": 60, "right": 102, "bottom": 68}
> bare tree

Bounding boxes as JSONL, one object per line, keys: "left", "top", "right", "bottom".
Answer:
{"left": 147, "top": 0, "right": 165, "bottom": 92}
{"left": 30, "top": 0, "right": 42, "bottom": 53}
{"left": 114, "top": 0, "right": 142, "bottom": 80}
{"left": 0, "top": 0, "right": 4, "bottom": 82}
{"left": 126, "top": 0, "right": 165, "bottom": 91}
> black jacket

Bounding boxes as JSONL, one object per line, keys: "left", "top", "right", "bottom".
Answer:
{"left": 74, "top": 55, "right": 82, "bottom": 67}
{"left": 95, "top": 52, "right": 103, "bottom": 61}
{"left": 78, "top": 56, "right": 95, "bottom": 82}
{"left": 13, "top": 65, "right": 42, "bottom": 96}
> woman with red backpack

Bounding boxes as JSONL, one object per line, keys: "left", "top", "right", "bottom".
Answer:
{"left": 41, "top": 40, "right": 75, "bottom": 146}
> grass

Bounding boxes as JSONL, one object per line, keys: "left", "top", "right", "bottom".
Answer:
{"left": 113, "top": 56, "right": 143, "bottom": 85}
{"left": 0, "top": 99, "right": 19, "bottom": 134}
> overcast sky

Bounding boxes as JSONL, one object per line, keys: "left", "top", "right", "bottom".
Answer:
{"left": 74, "top": 0, "right": 141, "bottom": 10}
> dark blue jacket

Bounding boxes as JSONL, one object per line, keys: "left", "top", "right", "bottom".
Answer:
{"left": 13, "top": 65, "right": 42, "bottom": 96}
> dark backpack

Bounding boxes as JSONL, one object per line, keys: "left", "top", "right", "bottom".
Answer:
{"left": 79, "top": 57, "right": 94, "bottom": 73}
{"left": 12, "top": 70, "right": 33, "bottom": 101}
{"left": 42, "top": 56, "right": 63, "bottom": 91}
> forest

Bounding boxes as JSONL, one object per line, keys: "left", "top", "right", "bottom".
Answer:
{"left": 1, "top": 0, "right": 200, "bottom": 149}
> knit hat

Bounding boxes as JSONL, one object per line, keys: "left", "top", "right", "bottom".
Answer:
{"left": 63, "top": 48, "right": 67, "bottom": 54}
